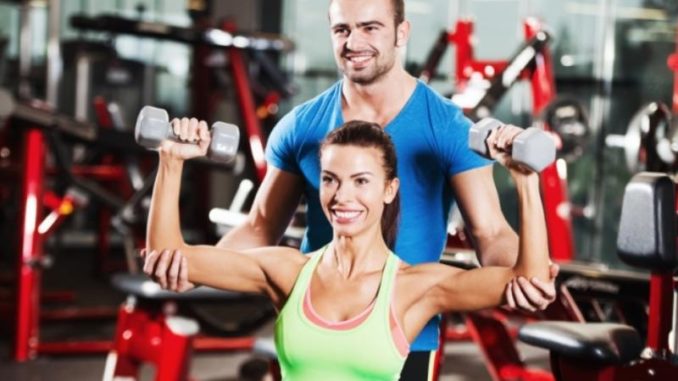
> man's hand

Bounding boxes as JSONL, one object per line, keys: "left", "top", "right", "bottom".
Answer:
{"left": 505, "top": 263, "right": 559, "bottom": 312}
{"left": 141, "top": 249, "right": 196, "bottom": 292}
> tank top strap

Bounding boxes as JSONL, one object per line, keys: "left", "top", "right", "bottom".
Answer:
{"left": 372, "top": 253, "right": 400, "bottom": 313}
{"left": 286, "top": 245, "right": 327, "bottom": 304}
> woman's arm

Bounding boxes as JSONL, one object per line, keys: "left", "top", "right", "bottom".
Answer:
{"left": 145, "top": 124, "right": 304, "bottom": 301}
{"left": 411, "top": 172, "right": 550, "bottom": 314}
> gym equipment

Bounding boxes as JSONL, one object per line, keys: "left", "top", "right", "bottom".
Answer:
{"left": 469, "top": 117, "right": 556, "bottom": 172}
{"left": 134, "top": 106, "right": 240, "bottom": 163}
{"left": 102, "top": 178, "right": 283, "bottom": 381}
{"left": 519, "top": 172, "right": 678, "bottom": 380}
{"left": 418, "top": 20, "right": 550, "bottom": 122}
{"left": 103, "top": 274, "right": 275, "bottom": 381}
{"left": 431, "top": 16, "right": 576, "bottom": 381}
{"left": 0, "top": 88, "right": 97, "bottom": 141}
{"left": 1, "top": 88, "right": 243, "bottom": 361}
{"left": 209, "top": 179, "right": 305, "bottom": 248}
{"left": 606, "top": 102, "right": 674, "bottom": 173}
{"left": 541, "top": 98, "right": 590, "bottom": 162}
{"left": 421, "top": 17, "right": 576, "bottom": 262}
{"left": 71, "top": 14, "right": 296, "bottom": 183}
{"left": 70, "top": 14, "right": 294, "bottom": 52}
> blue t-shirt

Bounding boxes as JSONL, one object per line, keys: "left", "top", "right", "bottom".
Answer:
{"left": 265, "top": 80, "right": 491, "bottom": 350}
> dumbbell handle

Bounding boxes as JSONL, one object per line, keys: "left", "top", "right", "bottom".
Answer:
{"left": 605, "top": 134, "right": 627, "bottom": 148}
{"left": 469, "top": 118, "right": 556, "bottom": 172}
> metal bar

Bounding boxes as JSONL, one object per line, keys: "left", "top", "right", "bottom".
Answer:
{"left": 14, "top": 128, "right": 46, "bottom": 361}
{"left": 37, "top": 341, "right": 112, "bottom": 355}
{"left": 646, "top": 273, "right": 674, "bottom": 352}
{"left": 229, "top": 45, "right": 267, "bottom": 182}
{"left": 46, "top": 0, "right": 62, "bottom": 108}
{"left": 524, "top": 18, "right": 575, "bottom": 262}
{"left": 18, "top": 0, "right": 32, "bottom": 99}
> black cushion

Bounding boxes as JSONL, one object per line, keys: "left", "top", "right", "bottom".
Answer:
{"left": 617, "top": 172, "right": 677, "bottom": 271}
{"left": 519, "top": 321, "right": 643, "bottom": 365}
{"left": 111, "top": 273, "right": 256, "bottom": 301}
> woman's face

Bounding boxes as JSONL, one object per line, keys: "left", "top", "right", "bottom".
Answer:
{"left": 320, "top": 144, "right": 398, "bottom": 240}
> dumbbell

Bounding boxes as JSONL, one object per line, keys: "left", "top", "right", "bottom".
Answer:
{"left": 135, "top": 105, "right": 240, "bottom": 163}
{"left": 469, "top": 117, "right": 556, "bottom": 172}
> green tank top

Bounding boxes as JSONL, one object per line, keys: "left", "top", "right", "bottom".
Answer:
{"left": 274, "top": 247, "right": 406, "bottom": 381}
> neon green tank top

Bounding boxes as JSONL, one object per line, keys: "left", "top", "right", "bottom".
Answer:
{"left": 274, "top": 247, "right": 406, "bottom": 381}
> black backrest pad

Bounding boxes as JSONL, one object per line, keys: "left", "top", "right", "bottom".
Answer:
{"left": 617, "top": 172, "right": 677, "bottom": 270}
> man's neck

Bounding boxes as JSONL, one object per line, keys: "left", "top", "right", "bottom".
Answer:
{"left": 341, "top": 67, "right": 417, "bottom": 127}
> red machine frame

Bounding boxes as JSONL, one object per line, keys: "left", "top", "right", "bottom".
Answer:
{"left": 9, "top": 15, "right": 285, "bottom": 361}
{"left": 430, "top": 17, "right": 579, "bottom": 381}
{"left": 441, "top": 18, "right": 575, "bottom": 262}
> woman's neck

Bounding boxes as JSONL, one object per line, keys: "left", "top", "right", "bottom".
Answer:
{"left": 328, "top": 230, "right": 390, "bottom": 279}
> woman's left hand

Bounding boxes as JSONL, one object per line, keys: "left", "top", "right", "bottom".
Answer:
{"left": 141, "top": 249, "right": 195, "bottom": 292}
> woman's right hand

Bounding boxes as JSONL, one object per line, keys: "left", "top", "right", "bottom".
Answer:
{"left": 158, "top": 117, "right": 211, "bottom": 161}
{"left": 141, "top": 249, "right": 196, "bottom": 292}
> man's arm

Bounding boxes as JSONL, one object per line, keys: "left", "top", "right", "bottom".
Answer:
{"left": 216, "top": 166, "right": 305, "bottom": 250}
{"left": 450, "top": 166, "right": 518, "bottom": 267}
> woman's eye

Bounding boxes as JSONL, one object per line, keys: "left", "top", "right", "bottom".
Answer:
{"left": 322, "top": 176, "right": 335, "bottom": 184}
{"left": 356, "top": 178, "right": 369, "bottom": 185}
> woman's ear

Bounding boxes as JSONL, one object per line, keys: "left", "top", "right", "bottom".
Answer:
{"left": 384, "top": 178, "right": 400, "bottom": 204}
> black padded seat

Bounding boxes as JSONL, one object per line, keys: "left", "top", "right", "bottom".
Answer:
{"left": 112, "top": 273, "right": 258, "bottom": 301}
{"left": 519, "top": 322, "right": 643, "bottom": 365}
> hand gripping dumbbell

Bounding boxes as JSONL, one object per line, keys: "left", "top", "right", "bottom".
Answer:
{"left": 135, "top": 105, "right": 240, "bottom": 163}
{"left": 468, "top": 118, "right": 556, "bottom": 172}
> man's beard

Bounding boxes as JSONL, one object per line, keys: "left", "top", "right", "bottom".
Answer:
{"left": 340, "top": 51, "right": 395, "bottom": 85}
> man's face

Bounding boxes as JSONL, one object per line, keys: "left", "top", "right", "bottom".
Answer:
{"left": 328, "top": 0, "right": 404, "bottom": 85}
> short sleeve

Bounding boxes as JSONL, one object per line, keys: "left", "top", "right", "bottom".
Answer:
{"left": 265, "top": 110, "right": 302, "bottom": 174}
{"left": 438, "top": 106, "right": 493, "bottom": 176}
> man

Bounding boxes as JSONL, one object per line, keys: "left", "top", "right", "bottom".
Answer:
{"left": 153, "top": 0, "right": 558, "bottom": 379}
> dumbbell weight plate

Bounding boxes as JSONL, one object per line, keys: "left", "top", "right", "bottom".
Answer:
{"left": 208, "top": 122, "right": 240, "bottom": 163}
{"left": 135, "top": 105, "right": 171, "bottom": 148}
{"left": 468, "top": 117, "right": 502, "bottom": 156}
{"left": 607, "top": 102, "right": 671, "bottom": 173}
{"left": 512, "top": 127, "right": 556, "bottom": 172}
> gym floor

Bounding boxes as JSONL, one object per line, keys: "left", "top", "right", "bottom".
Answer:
{"left": 0, "top": 239, "right": 550, "bottom": 381}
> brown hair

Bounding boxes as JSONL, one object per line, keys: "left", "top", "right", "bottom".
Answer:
{"left": 329, "top": 0, "right": 405, "bottom": 27}
{"left": 320, "top": 120, "right": 400, "bottom": 249}
{"left": 392, "top": 0, "right": 405, "bottom": 26}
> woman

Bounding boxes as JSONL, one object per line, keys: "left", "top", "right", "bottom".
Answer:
{"left": 143, "top": 119, "right": 549, "bottom": 380}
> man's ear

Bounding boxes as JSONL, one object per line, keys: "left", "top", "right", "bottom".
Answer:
{"left": 384, "top": 178, "right": 400, "bottom": 204}
{"left": 395, "top": 20, "right": 410, "bottom": 47}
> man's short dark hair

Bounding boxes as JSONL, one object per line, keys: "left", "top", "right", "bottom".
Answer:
{"left": 392, "top": 0, "right": 404, "bottom": 26}
{"left": 329, "top": 0, "right": 405, "bottom": 26}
